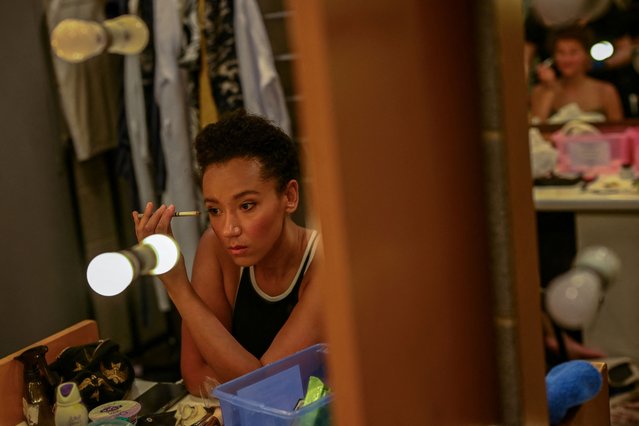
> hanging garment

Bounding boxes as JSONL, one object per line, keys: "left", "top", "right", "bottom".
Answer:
{"left": 202, "top": 0, "right": 244, "bottom": 113}
{"left": 234, "top": 0, "right": 291, "bottom": 136}
{"left": 198, "top": 0, "right": 219, "bottom": 128}
{"left": 154, "top": 0, "right": 202, "bottom": 287}
{"left": 139, "top": 0, "right": 166, "bottom": 195}
{"left": 124, "top": 0, "right": 157, "bottom": 210}
{"left": 46, "top": 0, "right": 120, "bottom": 161}
{"left": 179, "top": 0, "right": 204, "bottom": 146}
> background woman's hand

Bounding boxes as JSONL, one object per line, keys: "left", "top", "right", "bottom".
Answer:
{"left": 132, "top": 202, "right": 176, "bottom": 243}
{"left": 536, "top": 62, "right": 557, "bottom": 87}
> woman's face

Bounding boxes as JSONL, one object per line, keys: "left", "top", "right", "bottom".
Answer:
{"left": 554, "top": 38, "right": 589, "bottom": 78}
{"left": 202, "top": 157, "right": 294, "bottom": 266}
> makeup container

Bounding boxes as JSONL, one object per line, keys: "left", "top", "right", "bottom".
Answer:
{"left": 88, "top": 401, "right": 141, "bottom": 425}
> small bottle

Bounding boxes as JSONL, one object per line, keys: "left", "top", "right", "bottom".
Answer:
{"left": 620, "top": 163, "right": 635, "bottom": 180}
{"left": 54, "top": 382, "right": 88, "bottom": 426}
{"left": 16, "top": 347, "right": 55, "bottom": 426}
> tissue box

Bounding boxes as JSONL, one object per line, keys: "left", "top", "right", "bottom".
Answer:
{"left": 552, "top": 131, "right": 631, "bottom": 175}
{"left": 213, "top": 344, "right": 332, "bottom": 426}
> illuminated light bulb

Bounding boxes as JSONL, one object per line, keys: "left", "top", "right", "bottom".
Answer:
{"left": 86, "top": 252, "right": 136, "bottom": 296}
{"left": 591, "top": 41, "right": 614, "bottom": 61}
{"left": 545, "top": 269, "right": 603, "bottom": 330}
{"left": 142, "top": 234, "right": 180, "bottom": 275}
{"left": 86, "top": 234, "right": 180, "bottom": 296}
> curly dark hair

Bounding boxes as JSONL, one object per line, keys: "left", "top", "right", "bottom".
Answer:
{"left": 195, "top": 110, "right": 300, "bottom": 193}
{"left": 547, "top": 25, "right": 595, "bottom": 54}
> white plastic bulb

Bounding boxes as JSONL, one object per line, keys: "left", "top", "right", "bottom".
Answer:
{"left": 50, "top": 19, "right": 107, "bottom": 63}
{"left": 103, "top": 15, "right": 149, "bottom": 55}
{"left": 86, "top": 252, "right": 135, "bottom": 296}
{"left": 142, "top": 234, "right": 180, "bottom": 275}
{"left": 590, "top": 41, "right": 614, "bottom": 61}
{"left": 545, "top": 269, "right": 603, "bottom": 330}
{"left": 574, "top": 245, "right": 620, "bottom": 283}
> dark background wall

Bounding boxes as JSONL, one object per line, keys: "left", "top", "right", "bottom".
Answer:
{"left": 0, "top": 0, "right": 90, "bottom": 357}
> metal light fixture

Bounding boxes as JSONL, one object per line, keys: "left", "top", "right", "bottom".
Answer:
{"left": 50, "top": 14, "right": 149, "bottom": 63}
{"left": 545, "top": 245, "right": 620, "bottom": 330}
{"left": 86, "top": 234, "right": 180, "bottom": 296}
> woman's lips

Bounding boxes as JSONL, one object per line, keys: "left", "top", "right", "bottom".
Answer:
{"left": 228, "top": 245, "right": 248, "bottom": 256}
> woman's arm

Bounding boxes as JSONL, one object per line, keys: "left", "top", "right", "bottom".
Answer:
{"left": 530, "top": 84, "right": 556, "bottom": 123}
{"left": 601, "top": 82, "right": 624, "bottom": 121}
{"left": 132, "top": 204, "right": 256, "bottom": 384}
{"left": 180, "top": 323, "right": 219, "bottom": 395}
{"left": 179, "top": 229, "right": 232, "bottom": 394}
{"left": 176, "top": 232, "right": 325, "bottom": 383}
{"left": 261, "top": 259, "right": 324, "bottom": 365}
{"left": 169, "top": 228, "right": 263, "bottom": 383}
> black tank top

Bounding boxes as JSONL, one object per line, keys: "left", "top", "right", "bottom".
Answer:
{"left": 231, "top": 231, "right": 319, "bottom": 358}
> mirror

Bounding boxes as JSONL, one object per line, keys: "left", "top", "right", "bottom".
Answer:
{"left": 525, "top": 0, "right": 639, "bottom": 124}
{"left": 525, "top": 0, "right": 639, "bottom": 384}
{"left": 0, "top": 0, "right": 302, "bottom": 373}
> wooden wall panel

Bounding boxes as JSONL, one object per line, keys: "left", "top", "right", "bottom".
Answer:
{"left": 288, "top": 1, "right": 512, "bottom": 424}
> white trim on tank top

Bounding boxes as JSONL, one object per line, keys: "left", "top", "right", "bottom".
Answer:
{"left": 245, "top": 230, "right": 318, "bottom": 302}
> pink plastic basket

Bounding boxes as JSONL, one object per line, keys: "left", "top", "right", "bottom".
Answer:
{"left": 627, "top": 127, "right": 639, "bottom": 174}
{"left": 552, "top": 131, "right": 632, "bottom": 175}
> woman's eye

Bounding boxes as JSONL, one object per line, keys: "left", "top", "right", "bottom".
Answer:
{"left": 207, "top": 207, "right": 221, "bottom": 216}
{"left": 240, "top": 202, "right": 255, "bottom": 211}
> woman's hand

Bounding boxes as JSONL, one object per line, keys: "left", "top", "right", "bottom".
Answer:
{"left": 536, "top": 62, "right": 557, "bottom": 87}
{"left": 132, "top": 202, "right": 188, "bottom": 283}
{"left": 132, "top": 202, "right": 176, "bottom": 243}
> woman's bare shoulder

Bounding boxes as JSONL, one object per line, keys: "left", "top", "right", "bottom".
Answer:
{"left": 590, "top": 78, "right": 617, "bottom": 94}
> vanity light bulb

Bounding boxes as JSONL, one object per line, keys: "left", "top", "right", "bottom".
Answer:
{"left": 545, "top": 269, "right": 603, "bottom": 330}
{"left": 50, "top": 19, "right": 108, "bottom": 63}
{"left": 86, "top": 252, "right": 135, "bottom": 296}
{"left": 591, "top": 41, "right": 614, "bottom": 61}
{"left": 141, "top": 234, "right": 180, "bottom": 275}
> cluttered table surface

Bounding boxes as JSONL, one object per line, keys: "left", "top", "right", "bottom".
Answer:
{"left": 4, "top": 320, "right": 329, "bottom": 426}
{"left": 533, "top": 181, "right": 639, "bottom": 211}
{"left": 124, "top": 379, "right": 222, "bottom": 425}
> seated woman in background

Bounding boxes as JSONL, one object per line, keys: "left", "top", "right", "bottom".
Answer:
{"left": 530, "top": 25, "right": 624, "bottom": 123}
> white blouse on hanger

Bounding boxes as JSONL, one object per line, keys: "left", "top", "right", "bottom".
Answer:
{"left": 234, "top": 0, "right": 292, "bottom": 136}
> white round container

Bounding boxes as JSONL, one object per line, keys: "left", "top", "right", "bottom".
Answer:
{"left": 88, "top": 400, "right": 141, "bottom": 425}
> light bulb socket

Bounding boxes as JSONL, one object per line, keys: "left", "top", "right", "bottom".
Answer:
{"left": 573, "top": 245, "right": 620, "bottom": 287}
{"left": 127, "top": 244, "right": 157, "bottom": 275}
{"left": 573, "top": 265, "right": 610, "bottom": 290}
{"left": 104, "top": 15, "right": 149, "bottom": 55}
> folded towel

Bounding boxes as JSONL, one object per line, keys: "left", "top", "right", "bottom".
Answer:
{"left": 546, "top": 360, "right": 603, "bottom": 424}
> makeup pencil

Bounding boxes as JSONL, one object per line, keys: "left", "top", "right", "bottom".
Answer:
{"left": 137, "top": 210, "right": 201, "bottom": 219}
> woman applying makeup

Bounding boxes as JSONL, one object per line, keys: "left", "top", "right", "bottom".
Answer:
{"left": 133, "top": 110, "right": 322, "bottom": 395}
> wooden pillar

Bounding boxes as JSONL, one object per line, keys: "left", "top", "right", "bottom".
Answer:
{"left": 288, "top": 0, "right": 547, "bottom": 424}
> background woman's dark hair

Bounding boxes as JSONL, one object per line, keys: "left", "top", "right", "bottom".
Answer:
{"left": 547, "top": 25, "right": 595, "bottom": 54}
{"left": 195, "top": 109, "right": 300, "bottom": 193}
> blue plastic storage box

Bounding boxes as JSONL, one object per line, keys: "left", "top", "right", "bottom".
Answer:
{"left": 213, "top": 343, "right": 332, "bottom": 426}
